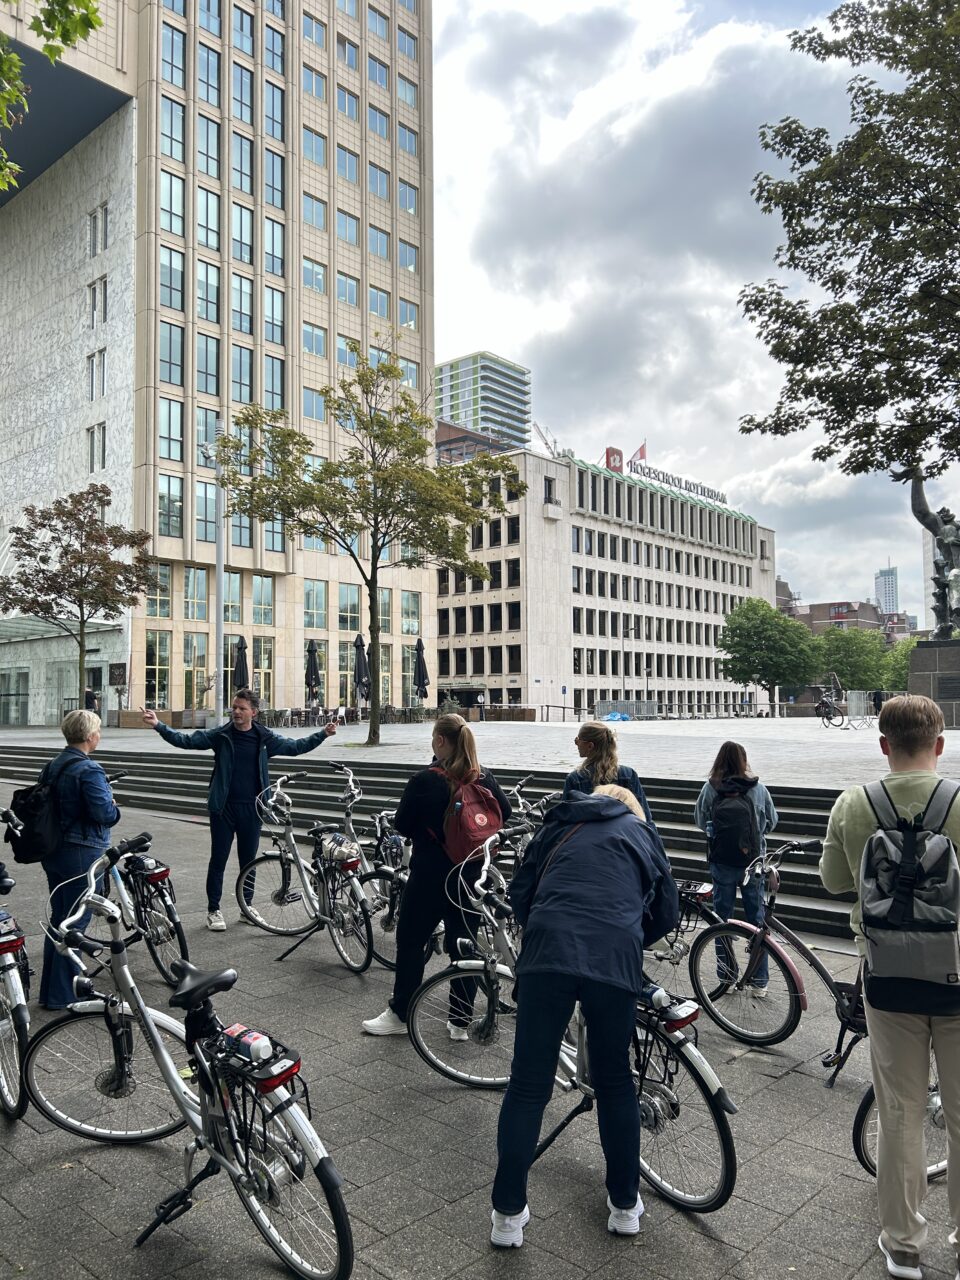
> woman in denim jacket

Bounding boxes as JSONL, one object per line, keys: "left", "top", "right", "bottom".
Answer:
{"left": 39, "top": 710, "right": 120, "bottom": 1008}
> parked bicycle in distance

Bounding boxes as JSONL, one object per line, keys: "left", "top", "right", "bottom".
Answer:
{"left": 0, "top": 809, "right": 29, "bottom": 1118}
{"left": 815, "top": 695, "right": 844, "bottom": 728}
{"left": 24, "top": 831, "right": 354, "bottom": 1280}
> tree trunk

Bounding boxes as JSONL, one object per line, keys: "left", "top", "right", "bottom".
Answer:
{"left": 77, "top": 619, "right": 86, "bottom": 715}
{"left": 366, "top": 571, "right": 381, "bottom": 747}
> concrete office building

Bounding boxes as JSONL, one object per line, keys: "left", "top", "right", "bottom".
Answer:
{"left": 433, "top": 351, "right": 531, "bottom": 449}
{"left": 0, "top": 0, "right": 435, "bottom": 725}
{"left": 874, "top": 563, "right": 899, "bottom": 615}
{"left": 435, "top": 449, "right": 776, "bottom": 717}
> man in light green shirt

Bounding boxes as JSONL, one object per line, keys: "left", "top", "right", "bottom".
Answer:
{"left": 820, "top": 695, "right": 960, "bottom": 1280}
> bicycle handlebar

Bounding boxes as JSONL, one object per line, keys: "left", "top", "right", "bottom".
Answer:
{"left": 57, "top": 831, "right": 154, "bottom": 940}
{"left": 742, "top": 837, "right": 823, "bottom": 883}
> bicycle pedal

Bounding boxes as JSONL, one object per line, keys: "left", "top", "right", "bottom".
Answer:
{"left": 820, "top": 1052, "right": 839, "bottom": 1068}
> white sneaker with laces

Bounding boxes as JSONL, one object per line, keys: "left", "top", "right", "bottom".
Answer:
{"left": 607, "top": 1194, "right": 644, "bottom": 1235}
{"left": 362, "top": 1008, "right": 406, "bottom": 1036}
{"left": 447, "top": 1021, "right": 469, "bottom": 1042}
{"left": 750, "top": 986, "right": 767, "bottom": 1000}
{"left": 206, "top": 910, "right": 227, "bottom": 932}
{"left": 878, "top": 1236, "right": 922, "bottom": 1280}
{"left": 490, "top": 1205, "right": 529, "bottom": 1248}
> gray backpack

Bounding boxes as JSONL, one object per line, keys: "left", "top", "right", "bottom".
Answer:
{"left": 859, "top": 779, "right": 960, "bottom": 1015}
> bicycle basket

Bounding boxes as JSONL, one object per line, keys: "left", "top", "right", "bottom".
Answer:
{"left": 256, "top": 790, "right": 292, "bottom": 826}
{"left": 316, "top": 831, "right": 363, "bottom": 871}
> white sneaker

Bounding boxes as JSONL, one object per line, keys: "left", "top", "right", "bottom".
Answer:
{"left": 750, "top": 986, "right": 768, "bottom": 1000}
{"left": 607, "top": 1194, "right": 644, "bottom": 1235}
{"left": 362, "top": 1008, "right": 406, "bottom": 1036}
{"left": 206, "top": 910, "right": 227, "bottom": 932}
{"left": 878, "top": 1236, "right": 922, "bottom": 1280}
{"left": 490, "top": 1205, "right": 529, "bottom": 1248}
{"left": 447, "top": 1021, "right": 469, "bottom": 1042}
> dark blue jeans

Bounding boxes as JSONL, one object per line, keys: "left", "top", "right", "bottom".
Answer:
{"left": 208, "top": 803, "right": 261, "bottom": 912}
{"left": 710, "top": 861, "right": 768, "bottom": 985}
{"left": 40, "top": 843, "right": 103, "bottom": 1009}
{"left": 492, "top": 972, "right": 640, "bottom": 1215}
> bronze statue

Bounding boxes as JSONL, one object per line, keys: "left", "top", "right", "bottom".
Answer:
{"left": 893, "top": 465, "right": 960, "bottom": 640}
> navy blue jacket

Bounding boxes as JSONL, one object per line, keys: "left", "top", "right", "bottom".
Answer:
{"left": 562, "top": 764, "right": 654, "bottom": 826}
{"left": 153, "top": 719, "right": 332, "bottom": 813}
{"left": 509, "top": 792, "right": 679, "bottom": 996}
{"left": 43, "top": 747, "right": 121, "bottom": 851}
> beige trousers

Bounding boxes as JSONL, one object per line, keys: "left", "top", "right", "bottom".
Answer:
{"left": 865, "top": 1001, "right": 960, "bottom": 1255}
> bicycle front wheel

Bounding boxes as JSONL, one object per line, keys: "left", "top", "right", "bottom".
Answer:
{"left": 222, "top": 1077, "right": 353, "bottom": 1280}
{"left": 688, "top": 923, "right": 802, "bottom": 1046}
{"left": 853, "top": 1068, "right": 947, "bottom": 1182}
{"left": 237, "top": 854, "right": 317, "bottom": 935}
{"left": 326, "top": 872, "right": 373, "bottom": 973}
{"left": 142, "top": 886, "right": 189, "bottom": 987}
{"left": 637, "top": 1020, "right": 737, "bottom": 1212}
{"left": 24, "top": 1009, "right": 189, "bottom": 1143}
{"left": 407, "top": 965, "right": 516, "bottom": 1089}
{"left": 644, "top": 894, "right": 718, "bottom": 999}
{"left": 0, "top": 969, "right": 28, "bottom": 1118}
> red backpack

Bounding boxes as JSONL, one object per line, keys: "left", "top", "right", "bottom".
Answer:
{"left": 431, "top": 768, "right": 503, "bottom": 864}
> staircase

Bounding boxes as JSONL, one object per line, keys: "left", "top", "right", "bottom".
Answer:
{"left": 0, "top": 744, "right": 853, "bottom": 940}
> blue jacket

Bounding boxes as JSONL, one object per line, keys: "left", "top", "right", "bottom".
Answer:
{"left": 153, "top": 719, "right": 332, "bottom": 813}
{"left": 509, "top": 792, "right": 679, "bottom": 995}
{"left": 44, "top": 747, "right": 121, "bottom": 851}
{"left": 562, "top": 763, "right": 654, "bottom": 825}
{"left": 694, "top": 775, "right": 778, "bottom": 860}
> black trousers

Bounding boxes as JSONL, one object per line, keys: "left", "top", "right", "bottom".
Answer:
{"left": 207, "top": 802, "right": 261, "bottom": 912}
{"left": 388, "top": 845, "right": 482, "bottom": 1021}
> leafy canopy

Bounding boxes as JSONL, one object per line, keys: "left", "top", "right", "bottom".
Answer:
{"left": 1, "top": 0, "right": 103, "bottom": 191}
{"left": 883, "top": 634, "right": 918, "bottom": 690}
{"left": 740, "top": 1, "right": 960, "bottom": 476}
{"left": 718, "top": 598, "right": 823, "bottom": 710}
{"left": 818, "top": 626, "right": 889, "bottom": 691}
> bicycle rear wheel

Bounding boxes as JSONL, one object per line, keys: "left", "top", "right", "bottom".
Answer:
{"left": 853, "top": 1061, "right": 947, "bottom": 1182}
{"left": 24, "top": 1009, "right": 189, "bottom": 1142}
{"left": 0, "top": 967, "right": 28, "bottom": 1118}
{"left": 221, "top": 1075, "right": 353, "bottom": 1280}
{"left": 236, "top": 854, "right": 317, "bottom": 935}
{"left": 326, "top": 872, "right": 374, "bottom": 973}
{"left": 407, "top": 965, "right": 516, "bottom": 1089}
{"left": 359, "top": 870, "right": 435, "bottom": 971}
{"left": 636, "top": 1019, "right": 737, "bottom": 1212}
{"left": 688, "top": 922, "right": 802, "bottom": 1046}
{"left": 141, "top": 885, "right": 189, "bottom": 987}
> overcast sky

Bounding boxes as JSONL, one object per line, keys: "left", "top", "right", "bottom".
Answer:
{"left": 431, "top": 0, "right": 948, "bottom": 625}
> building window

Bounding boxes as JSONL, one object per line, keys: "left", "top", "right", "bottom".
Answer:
{"left": 369, "top": 162, "right": 389, "bottom": 200}
{"left": 304, "top": 579, "right": 327, "bottom": 629}
{"left": 507, "top": 558, "right": 521, "bottom": 587}
{"left": 232, "top": 63, "right": 253, "bottom": 123}
{"left": 196, "top": 480, "right": 217, "bottom": 541}
{"left": 398, "top": 123, "right": 418, "bottom": 155}
{"left": 368, "top": 5, "right": 388, "bottom": 38}
{"left": 197, "top": 116, "right": 219, "bottom": 177}
{"left": 157, "top": 247, "right": 182, "bottom": 311}
{"left": 161, "top": 24, "right": 185, "bottom": 87}
{"left": 253, "top": 636, "right": 274, "bottom": 706}
{"left": 231, "top": 273, "right": 253, "bottom": 333}
{"left": 303, "top": 125, "right": 326, "bottom": 166}
{"left": 368, "top": 54, "right": 388, "bottom": 88}
{"left": 337, "top": 84, "right": 359, "bottom": 120}
{"left": 397, "top": 26, "right": 417, "bottom": 59}
{"left": 303, "top": 13, "right": 325, "bottom": 47}
{"left": 160, "top": 170, "right": 185, "bottom": 235}
{"left": 158, "top": 475, "right": 183, "bottom": 537}
{"left": 337, "top": 334, "right": 358, "bottom": 367}
{"left": 199, "top": 0, "right": 220, "bottom": 36}
{"left": 231, "top": 132, "right": 253, "bottom": 193}
{"left": 507, "top": 645, "right": 521, "bottom": 674}
{"left": 303, "top": 257, "right": 327, "bottom": 294}
{"left": 224, "top": 571, "right": 241, "bottom": 622}
{"left": 339, "top": 583, "right": 360, "bottom": 630}
{"left": 302, "top": 67, "right": 326, "bottom": 106}
{"left": 164, "top": 0, "right": 185, "bottom": 13}
{"left": 197, "top": 260, "right": 220, "bottom": 322}
{"left": 337, "top": 144, "right": 359, "bottom": 182}
{"left": 369, "top": 285, "right": 389, "bottom": 319}
{"left": 231, "top": 344, "right": 253, "bottom": 402}
{"left": 264, "top": 217, "right": 284, "bottom": 275}
{"left": 338, "top": 0, "right": 357, "bottom": 14}
{"left": 197, "top": 43, "right": 220, "bottom": 105}
{"left": 197, "top": 407, "right": 217, "bottom": 467}
{"left": 303, "top": 321, "right": 327, "bottom": 356}
{"left": 336, "top": 34, "right": 359, "bottom": 68}
{"left": 264, "top": 516, "right": 284, "bottom": 552}
{"left": 233, "top": 5, "right": 253, "bottom": 52}
{"left": 377, "top": 586, "right": 392, "bottom": 633}
{"left": 158, "top": 398, "right": 183, "bottom": 461}
{"left": 507, "top": 601, "right": 521, "bottom": 630}
{"left": 264, "top": 285, "right": 284, "bottom": 344}
{"left": 507, "top": 516, "right": 520, "bottom": 544}
{"left": 184, "top": 566, "right": 208, "bottom": 620}
{"left": 303, "top": 192, "right": 326, "bottom": 229}
{"left": 197, "top": 333, "right": 220, "bottom": 395}
{"left": 86, "top": 421, "right": 106, "bottom": 472}
{"left": 303, "top": 387, "right": 325, "bottom": 420}
{"left": 368, "top": 225, "right": 389, "bottom": 258}
{"left": 264, "top": 356, "right": 284, "bottom": 409}
{"left": 397, "top": 72, "right": 417, "bottom": 107}
{"left": 368, "top": 104, "right": 389, "bottom": 137}
{"left": 398, "top": 179, "right": 418, "bottom": 215}
{"left": 337, "top": 209, "right": 359, "bottom": 245}
{"left": 401, "top": 590, "right": 420, "bottom": 636}
{"left": 159, "top": 322, "right": 183, "bottom": 384}
{"left": 399, "top": 239, "right": 418, "bottom": 273}
{"left": 183, "top": 631, "right": 208, "bottom": 709}
{"left": 398, "top": 298, "right": 418, "bottom": 330}
{"left": 197, "top": 187, "right": 220, "bottom": 249}
{"left": 264, "top": 82, "right": 284, "bottom": 140}
{"left": 160, "top": 96, "right": 185, "bottom": 161}
{"left": 398, "top": 357, "right": 418, "bottom": 388}
{"left": 145, "top": 630, "right": 172, "bottom": 709}
{"left": 232, "top": 512, "right": 252, "bottom": 547}
{"left": 265, "top": 25, "right": 284, "bottom": 72}
{"left": 337, "top": 271, "right": 358, "bottom": 305}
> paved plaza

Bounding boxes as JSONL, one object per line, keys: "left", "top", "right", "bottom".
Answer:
{"left": 1, "top": 718, "right": 958, "bottom": 1280}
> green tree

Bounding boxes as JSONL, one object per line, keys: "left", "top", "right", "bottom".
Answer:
{"left": 1, "top": 0, "right": 103, "bottom": 191}
{"left": 740, "top": 1, "right": 960, "bottom": 477}
{"left": 717, "top": 598, "right": 822, "bottom": 714}
{"left": 884, "top": 635, "right": 918, "bottom": 691}
{"left": 818, "top": 627, "right": 889, "bottom": 691}
{"left": 0, "top": 483, "right": 153, "bottom": 700}
{"left": 218, "top": 348, "right": 525, "bottom": 746}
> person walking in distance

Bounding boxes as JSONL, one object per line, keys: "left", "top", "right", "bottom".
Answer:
{"left": 362, "top": 713, "right": 511, "bottom": 1036}
{"left": 562, "top": 721, "right": 655, "bottom": 825}
{"left": 821, "top": 695, "right": 960, "bottom": 1280}
{"left": 141, "top": 688, "right": 336, "bottom": 931}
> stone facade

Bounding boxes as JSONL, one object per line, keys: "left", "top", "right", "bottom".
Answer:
{"left": 907, "top": 640, "right": 960, "bottom": 729}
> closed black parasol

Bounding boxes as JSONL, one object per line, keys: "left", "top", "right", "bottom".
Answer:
{"left": 413, "top": 637, "right": 429, "bottom": 700}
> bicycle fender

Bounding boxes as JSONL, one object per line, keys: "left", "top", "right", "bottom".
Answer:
{"left": 674, "top": 1039, "right": 737, "bottom": 1112}
{"left": 281, "top": 1096, "right": 331, "bottom": 1167}
{"left": 66, "top": 999, "right": 189, "bottom": 1037}
{"left": 433, "top": 960, "right": 515, "bottom": 979}
{"left": 728, "top": 922, "right": 809, "bottom": 1011}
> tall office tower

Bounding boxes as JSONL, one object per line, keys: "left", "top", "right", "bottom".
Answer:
{"left": 874, "top": 563, "right": 899, "bottom": 615}
{"left": 434, "top": 351, "right": 531, "bottom": 449}
{"left": 0, "top": 0, "right": 435, "bottom": 725}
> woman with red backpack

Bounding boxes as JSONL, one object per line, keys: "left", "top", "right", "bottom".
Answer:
{"left": 362, "top": 713, "right": 511, "bottom": 1036}
{"left": 694, "top": 741, "right": 778, "bottom": 992}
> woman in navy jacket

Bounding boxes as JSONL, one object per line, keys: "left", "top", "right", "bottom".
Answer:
{"left": 40, "top": 710, "right": 120, "bottom": 1008}
{"left": 562, "top": 721, "right": 654, "bottom": 825}
{"left": 490, "top": 786, "right": 679, "bottom": 1248}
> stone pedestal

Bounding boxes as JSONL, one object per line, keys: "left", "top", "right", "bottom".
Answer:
{"left": 908, "top": 640, "right": 960, "bottom": 728}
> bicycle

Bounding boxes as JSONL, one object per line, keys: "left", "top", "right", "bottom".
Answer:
{"left": 358, "top": 817, "right": 444, "bottom": 971}
{"left": 852, "top": 1052, "right": 946, "bottom": 1183}
{"left": 406, "top": 832, "right": 739, "bottom": 1213}
{"left": 235, "top": 773, "right": 374, "bottom": 973}
{"left": 23, "top": 831, "right": 353, "bottom": 1280}
{"left": 0, "top": 809, "right": 29, "bottom": 1119}
{"left": 643, "top": 879, "right": 724, "bottom": 998}
{"left": 815, "top": 695, "right": 844, "bottom": 728}
{"left": 688, "top": 839, "right": 869, "bottom": 1083}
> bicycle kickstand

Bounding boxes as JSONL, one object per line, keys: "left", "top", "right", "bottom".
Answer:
{"left": 134, "top": 1156, "right": 221, "bottom": 1245}
{"left": 275, "top": 916, "right": 326, "bottom": 962}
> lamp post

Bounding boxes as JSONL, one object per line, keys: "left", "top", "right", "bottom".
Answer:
{"left": 200, "top": 417, "right": 226, "bottom": 724}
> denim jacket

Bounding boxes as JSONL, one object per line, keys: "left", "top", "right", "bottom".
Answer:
{"left": 44, "top": 747, "right": 121, "bottom": 851}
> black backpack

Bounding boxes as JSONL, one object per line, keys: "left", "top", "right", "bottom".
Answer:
{"left": 8, "top": 757, "right": 86, "bottom": 864}
{"left": 708, "top": 780, "right": 761, "bottom": 867}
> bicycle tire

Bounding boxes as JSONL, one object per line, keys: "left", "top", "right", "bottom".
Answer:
{"left": 636, "top": 1019, "right": 737, "bottom": 1212}
{"left": 359, "top": 870, "right": 435, "bottom": 971}
{"left": 407, "top": 964, "right": 516, "bottom": 1089}
{"left": 141, "top": 886, "right": 189, "bottom": 987}
{"left": 236, "top": 854, "right": 317, "bottom": 936}
{"left": 828, "top": 711, "right": 844, "bottom": 727}
{"left": 688, "top": 922, "right": 803, "bottom": 1047}
{"left": 326, "top": 872, "right": 374, "bottom": 973}
{"left": 853, "top": 1074, "right": 947, "bottom": 1182}
{"left": 220, "top": 1074, "right": 353, "bottom": 1280}
{"left": 644, "top": 893, "right": 719, "bottom": 999}
{"left": 24, "top": 1009, "right": 190, "bottom": 1143}
{"left": 0, "top": 970, "right": 28, "bottom": 1118}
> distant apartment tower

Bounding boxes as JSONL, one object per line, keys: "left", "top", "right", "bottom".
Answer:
{"left": 874, "top": 563, "right": 899, "bottom": 614}
{"left": 434, "top": 351, "right": 531, "bottom": 448}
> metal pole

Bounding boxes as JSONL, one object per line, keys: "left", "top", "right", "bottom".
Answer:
{"left": 214, "top": 418, "right": 226, "bottom": 724}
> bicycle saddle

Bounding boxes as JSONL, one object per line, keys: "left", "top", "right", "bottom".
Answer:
{"left": 308, "top": 823, "right": 341, "bottom": 836}
{"left": 169, "top": 958, "right": 239, "bottom": 1010}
